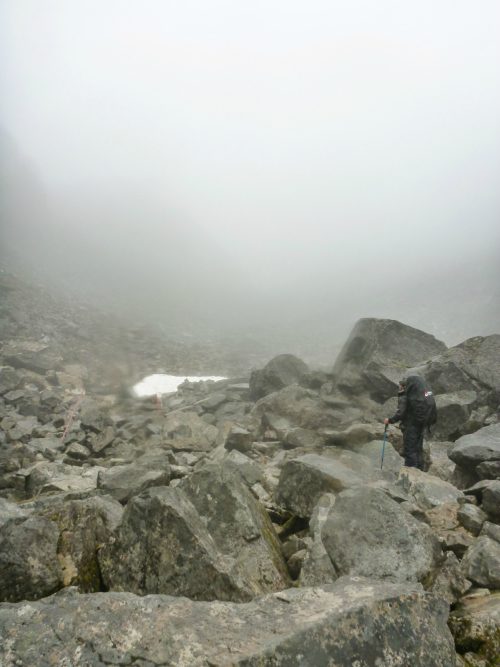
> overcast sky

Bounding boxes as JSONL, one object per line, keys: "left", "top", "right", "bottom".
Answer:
{"left": 1, "top": 1, "right": 499, "bottom": 348}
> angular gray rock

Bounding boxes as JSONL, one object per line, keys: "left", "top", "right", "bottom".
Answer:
{"left": 482, "top": 480, "right": 500, "bottom": 521}
{"left": 430, "top": 551, "right": 471, "bottom": 606}
{"left": 397, "top": 467, "right": 464, "bottom": 511}
{"left": 448, "top": 423, "right": 500, "bottom": 474}
{"left": 433, "top": 390, "right": 478, "bottom": 440}
{"left": 461, "top": 536, "right": 500, "bottom": 589}
{"left": 26, "top": 493, "right": 123, "bottom": 592}
{"left": 98, "top": 485, "right": 252, "bottom": 601}
{"left": 249, "top": 353, "right": 309, "bottom": 400}
{"left": 332, "top": 318, "right": 446, "bottom": 402}
{"left": 181, "top": 462, "right": 290, "bottom": 596}
{"left": 162, "top": 410, "right": 218, "bottom": 451}
{"left": 0, "top": 577, "right": 457, "bottom": 666}
{"left": 24, "top": 461, "right": 104, "bottom": 498}
{"left": 223, "top": 424, "right": 252, "bottom": 453}
{"left": 96, "top": 454, "right": 171, "bottom": 504}
{"left": 298, "top": 493, "right": 338, "bottom": 586}
{"left": 0, "top": 497, "right": 29, "bottom": 528}
{"left": 0, "top": 516, "right": 62, "bottom": 602}
{"left": 275, "top": 453, "right": 369, "bottom": 518}
{"left": 322, "top": 486, "right": 443, "bottom": 584}
{"left": 457, "top": 503, "right": 487, "bottom": 536}
{"left": 252, "top": 385, "right": 343, "bottom": 435}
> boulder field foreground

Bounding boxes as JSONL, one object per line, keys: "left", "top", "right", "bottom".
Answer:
{"left": 1, "top": 275, "right": 499, "bottom": 666}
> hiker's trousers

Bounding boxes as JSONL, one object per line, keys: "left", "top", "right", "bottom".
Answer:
{"left": 403, "top": 422, "right": 425, "bottom": 470}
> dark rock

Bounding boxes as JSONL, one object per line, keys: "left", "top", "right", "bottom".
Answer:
{"left": 99, "top": 485, "right": 254, "bottom": 601}
{"left": 181, "top": 462, "right": 290, "bottom": 596}
{"left": 223, "top": 424, "right": 252, "bottom": 453}
{"left": 64, "top": 442, "right": 91, "bottom": 462}
{"left": 249, "top": 353, "right": 309, "bottom": 400}
{"left": 482, "top": 481, "right": 500, "bottom": 521}
{"left": 79, "top": 398, "right": 107, "bottom": 433}
{"left": 88, "top": 425, "right": 116, "bottom": 454}
{"left": 0, "top": 516, "right": 62, "bottom": 601}
{"left": 26, "top": 493, "right": 123, "bottom": 592}
{"left": 476, "top": 459, "right": 500, "bottom": 480}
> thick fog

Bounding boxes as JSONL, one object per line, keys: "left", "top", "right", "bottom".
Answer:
{"left": 1, "top": 1, "right": 499, "bottom": 360}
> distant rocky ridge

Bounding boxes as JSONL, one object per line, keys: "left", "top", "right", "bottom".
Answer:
{"left": 0, "top": 272, "right": 499, "bottom": 666}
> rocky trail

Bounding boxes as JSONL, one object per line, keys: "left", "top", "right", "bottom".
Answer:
{"left": 0, "top": 273, "right": 499, "bottom": 666}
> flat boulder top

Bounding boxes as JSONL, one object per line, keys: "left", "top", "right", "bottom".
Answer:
{"left": 0, "top": 578, "right": 456, "bottom": 666}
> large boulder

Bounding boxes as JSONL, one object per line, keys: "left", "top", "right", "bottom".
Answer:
{"left": 0, "top": 516, "right": 63, "bottom": 602}
{"left": 0, "top": 578, "right": 457, "bottom": 666}
{"left": 482, "top": 480, "right": 500, "bottom": 521}
{"left": 180, "top": 462, "right": 290, "bottom": 596}
{"left": 97, "top": 453, "right": 171, "bottom": 504}
{"left": 249, "top": 354, "right": 309, "bottom": 400}
{"left": 321, "top": 486, "right": 443, "bottom": 584}
{"left": 396, "top": 467, "right": 464, "bottom": 511}
{"left": 275, "top": 453, "right": 372, "bottom": 518}
{"left": 161, "top": 411, "right": 218, "bottom": 451}
{"left": 26, "top": 493, "right": 123, "bottom": 592}
{"left": 448, "top": 424, "right": 500, "bottom": 479}
{"left": 99, "top": 485, "right": 252, "bottom": 601}
{"left": 332, "top": 318, "right": 446, "bottom": 403}
{"left": 251, "top": 385, "right": 345, "bottom": 435}
{"left": 461, "top": 536, "right": 500, "bottom": 589}
{"left": 442, "top": 335, "right": 500, "bottom": 394}
{"left": 433, "top": 390, "right": 478, "bottom": 440}
{"left": 411, "top": 334, "right": 500, "bottom": 399}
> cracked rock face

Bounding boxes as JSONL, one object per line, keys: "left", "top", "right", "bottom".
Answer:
{"left": 0, "top": 577, "right": 456, "bottom": 667}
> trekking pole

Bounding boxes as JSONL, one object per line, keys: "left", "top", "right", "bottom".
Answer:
{"left": 380, "top": 424, "right": 388, "bottom": 470}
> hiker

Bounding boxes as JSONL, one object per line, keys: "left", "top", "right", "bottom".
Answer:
{"left": 384, "top": 375, "right": 436, "bottom": 470}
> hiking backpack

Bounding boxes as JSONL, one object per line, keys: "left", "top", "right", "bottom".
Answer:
{"left": 405, "top": 376, "right": 438, "bottom": 429}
